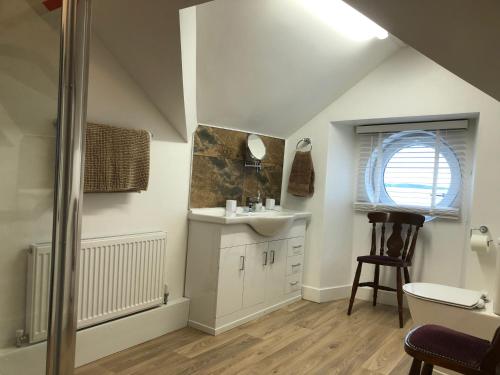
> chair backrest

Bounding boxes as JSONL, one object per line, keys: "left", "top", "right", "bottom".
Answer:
{"left": 482, "top": 326, "right": 500, "bottom": 373}
{"left": 367, "top": 211, "right": 425, "bottom": 264}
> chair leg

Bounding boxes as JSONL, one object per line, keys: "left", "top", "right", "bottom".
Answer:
{"left": 404, "top": 267, "right": 411, "bottom": 284}
{"left": 421, "top": 363, "right": 434, "bottom": 375}
{"left": 396, "top": 266, "right": 404, "bottom": 328}
{"left": 373, "top": 265, "right": 380, "bottom": 306}
{"left": 409, "top": 358, "right": 422, "bottom": 375}
{"left": 348, "top": 262, "right": 363, "bottom": 315}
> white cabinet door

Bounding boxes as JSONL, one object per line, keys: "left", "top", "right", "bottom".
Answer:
{"left": 217, "top": 245, "right": 245, "bottom": 317}
{"left": 266, "top": 240, "right": 286, "bottom": 300}
{"left": 243, "top": 242, "right": 268, "bottom": 308}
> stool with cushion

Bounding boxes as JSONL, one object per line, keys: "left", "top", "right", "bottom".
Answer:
{"left": 404, "top": 324, "right": 500, "bottom": 374}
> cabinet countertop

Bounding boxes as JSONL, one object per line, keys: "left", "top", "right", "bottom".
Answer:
{"left": 188, "top": 207, "right": 311, "bottom": 225}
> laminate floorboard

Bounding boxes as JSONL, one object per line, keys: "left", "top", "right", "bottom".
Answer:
{"left": 76, "top": 299, "right": 415, "bottom": 375}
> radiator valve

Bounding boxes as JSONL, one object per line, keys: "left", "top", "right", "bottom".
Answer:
{"left": 163, "top": 284, "right": 169, "bottom": 304}
{"left": 16, "top": 329, "right": 29, "bottom": 347}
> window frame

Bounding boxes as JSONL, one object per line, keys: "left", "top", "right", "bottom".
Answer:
{"left": 362, "top": 130, "right": 463, "bottom": 217}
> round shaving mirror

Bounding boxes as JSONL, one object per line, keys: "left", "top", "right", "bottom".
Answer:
{"left": 247, "top": 134, "right": 266, "bottom": 160}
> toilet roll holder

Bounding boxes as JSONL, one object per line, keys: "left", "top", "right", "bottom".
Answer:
{"left": 470, "top": 225, "right": 490, "bottom": 236}
{"left": 470, "top": 225, "right": 493, "bottom": 246}
{"left": 471, "top": 225, "right": 489, "bottom": 235}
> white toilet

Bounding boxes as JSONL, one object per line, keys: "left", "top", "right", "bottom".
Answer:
{"left": 403, "top": 282, "right": 500, "bottom": 340}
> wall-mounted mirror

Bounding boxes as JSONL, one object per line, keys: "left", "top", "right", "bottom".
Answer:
{"left": 247, "top": 134, "right": 266, "bottom": 160}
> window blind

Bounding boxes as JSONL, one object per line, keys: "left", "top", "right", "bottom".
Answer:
{"left": 354, "top": 126, "right": 468, "bottom": 219}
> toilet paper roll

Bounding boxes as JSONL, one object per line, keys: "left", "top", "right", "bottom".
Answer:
{"left": 470, "top": 233, "right": 490, "bottom": 253}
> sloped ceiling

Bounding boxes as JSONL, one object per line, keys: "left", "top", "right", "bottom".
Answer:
{"left": 92, "top": 0, "right": 210, "bottom": 141}
{"left": 93, "top": 0, "right": 402, "bottom": 140}
{"left": 196, "top": 0, "right": 402, "bottom": 138}
{"left": 344, "top": 0, "right": 500, "bottom": 102}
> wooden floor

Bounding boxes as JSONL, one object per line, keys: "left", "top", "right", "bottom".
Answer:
{"left": 75, "top": 299, "right": 415, "bottom": 375}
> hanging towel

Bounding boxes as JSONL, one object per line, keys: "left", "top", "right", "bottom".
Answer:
{"left": 287, "top": 151, "right": 315, "bottom": 197}
{"left": 84, "top": 123, "right": 150, "bottom": 193}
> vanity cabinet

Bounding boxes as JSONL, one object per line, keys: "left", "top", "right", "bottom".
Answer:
{"left": 185, "top": 219, "right": 306, "bottom": 335}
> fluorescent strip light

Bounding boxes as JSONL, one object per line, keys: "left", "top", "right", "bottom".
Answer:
{"left": 300, "top": 0, "right": 389, "bottom": 41}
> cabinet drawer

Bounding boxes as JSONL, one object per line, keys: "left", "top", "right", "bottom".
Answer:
{"left": 286, "top": 254, "right": 304, "bottom": 276}
{"left": 285, "top": 274, "right": 302, "bottom": 294}
{"left": 287, "top": 237, "right": 304, "bottom": 256}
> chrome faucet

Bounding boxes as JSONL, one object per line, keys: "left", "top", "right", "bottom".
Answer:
{"left": 247, "top": 191, "right": 261, "bottom": 212}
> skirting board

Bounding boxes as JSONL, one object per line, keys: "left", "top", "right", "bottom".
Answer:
{"left": 76, "top": 297, "right": 189, "bottom": 366}
{"left": 302, "top": 285, "right": 409, "bottom": 308}
{"left": 189, "top": 295, "right": 302, "bottom": 335}
{"left": 302, "top": 285, "right": 351, "bottom": 303}
{"left": 0, "top": 298, "right": 189, "bottom": 375}
{"left": 355, "top": 287, "right": 409, "bottom": 308}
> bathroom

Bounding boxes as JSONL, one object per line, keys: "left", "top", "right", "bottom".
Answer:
{"left": 0, "top": 0, "right": 499, "bottom": 374}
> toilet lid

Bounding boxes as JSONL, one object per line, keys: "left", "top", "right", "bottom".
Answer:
{"left": 403, "top": 283, "right": 484, "bottom": 309}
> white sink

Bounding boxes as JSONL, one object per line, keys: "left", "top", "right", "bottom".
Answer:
{"left": 245, "top": 215, "right": 294, "bottom": 236}
{"left": 188, "top": 207, "right": 311, "bottom": 237}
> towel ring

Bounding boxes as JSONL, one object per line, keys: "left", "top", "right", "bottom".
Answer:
{"left": 296, "top": 138, "right": 312, "bottom": 152}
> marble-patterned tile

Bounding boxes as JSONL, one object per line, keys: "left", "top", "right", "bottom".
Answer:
{"left": 193, "top": 125, "right": 247, "bottom": 160}
{"left": 242, "top": 164, "right": 282, "bottom": 206}
{"left": 191, "top": 125, "right": 285, "bottom": 208}
{"left": 190, "top": 155, "right": 244, "bottom": 208}
{"left": 190, "top": 187, "right": 236, "bottom": 208}
{"left": 261, "top": 136, "right": 285, "bottom": 166}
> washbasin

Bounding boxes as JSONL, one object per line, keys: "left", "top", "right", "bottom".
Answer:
{"left": 234, "top": 211, "right": 294, "bottom": 236}
{"left": 245, "top": 215, "right": 294, "bottom": 236}
{"left": 188, "top": 207, "right": 311, "bottom": 237}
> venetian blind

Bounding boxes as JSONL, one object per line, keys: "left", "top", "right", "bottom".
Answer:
{"left": 354, "top": 121, "right": 469, "bottom": 219}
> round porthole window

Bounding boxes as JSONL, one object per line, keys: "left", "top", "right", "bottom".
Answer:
{"left": 365, "top": 131, "right": 462, "bottom": 212}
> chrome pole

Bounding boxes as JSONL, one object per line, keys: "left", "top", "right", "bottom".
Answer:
{"left": 46, "top": 0, "right": 92, "bottom": 374}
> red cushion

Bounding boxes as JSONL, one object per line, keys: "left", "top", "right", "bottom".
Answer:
{"left": 405, "top": 325, "right": 491, "bottom": 369}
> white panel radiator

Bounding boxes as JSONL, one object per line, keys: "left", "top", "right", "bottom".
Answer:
{"left": 26, "top": 232, "right": 167, "bottom": 344}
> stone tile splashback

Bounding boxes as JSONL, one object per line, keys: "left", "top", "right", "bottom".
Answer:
{"left": 190, "top": 125, "right": 285, "bottom": 208}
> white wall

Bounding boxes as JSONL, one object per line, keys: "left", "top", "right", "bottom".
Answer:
{"left": 180, "top": 6, "right": 198, "bottom": 136}
{"left": 0, "top": 3, "right": 60, "bottom": 348}
{"left": 282, "top": 119, "right": 329, "bottom": 290}
{"left": 322, "top": 125, "right": 356, "bottom": 289}
{"left": 84, "top": 34, "right": 192, "bottom": 303}
{"left": 0, "top": 18, "right": 193, "bottom": 350}
{"left": 283, "top": 47, "right": 500, "bottom": 301}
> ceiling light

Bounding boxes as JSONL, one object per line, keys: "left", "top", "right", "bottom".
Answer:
{"left": 300, "top": 0, "right": 389, "bottom": 41}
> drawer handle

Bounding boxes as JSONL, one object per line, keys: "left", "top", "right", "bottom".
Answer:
{"left": 263, "top": 251, "right": 268, "bottom": 266}
{"left": 240, "top": 256, "right": 245, "bottom": 271}
{"left": 291, "top": 263, "right": 301, "bottom": 268}
{"left": 270, "top": 250, "right": 275, "bottom": 264}
{"left": 292, "top": 245, "right": 302, "bottom": 249}
{"left": 290, "top": 281, "right": 299, "bottom": 286}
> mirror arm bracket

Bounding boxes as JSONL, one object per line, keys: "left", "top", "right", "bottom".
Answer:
{"left": 245, "top": 160, "right": 262, "bottom": 171}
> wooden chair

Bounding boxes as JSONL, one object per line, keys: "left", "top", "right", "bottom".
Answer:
{"left": 347, "top": 211, "right": 425, "bottom": 328}
{"left": 404, "top": 324, "right": 500, "bottom": 374}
